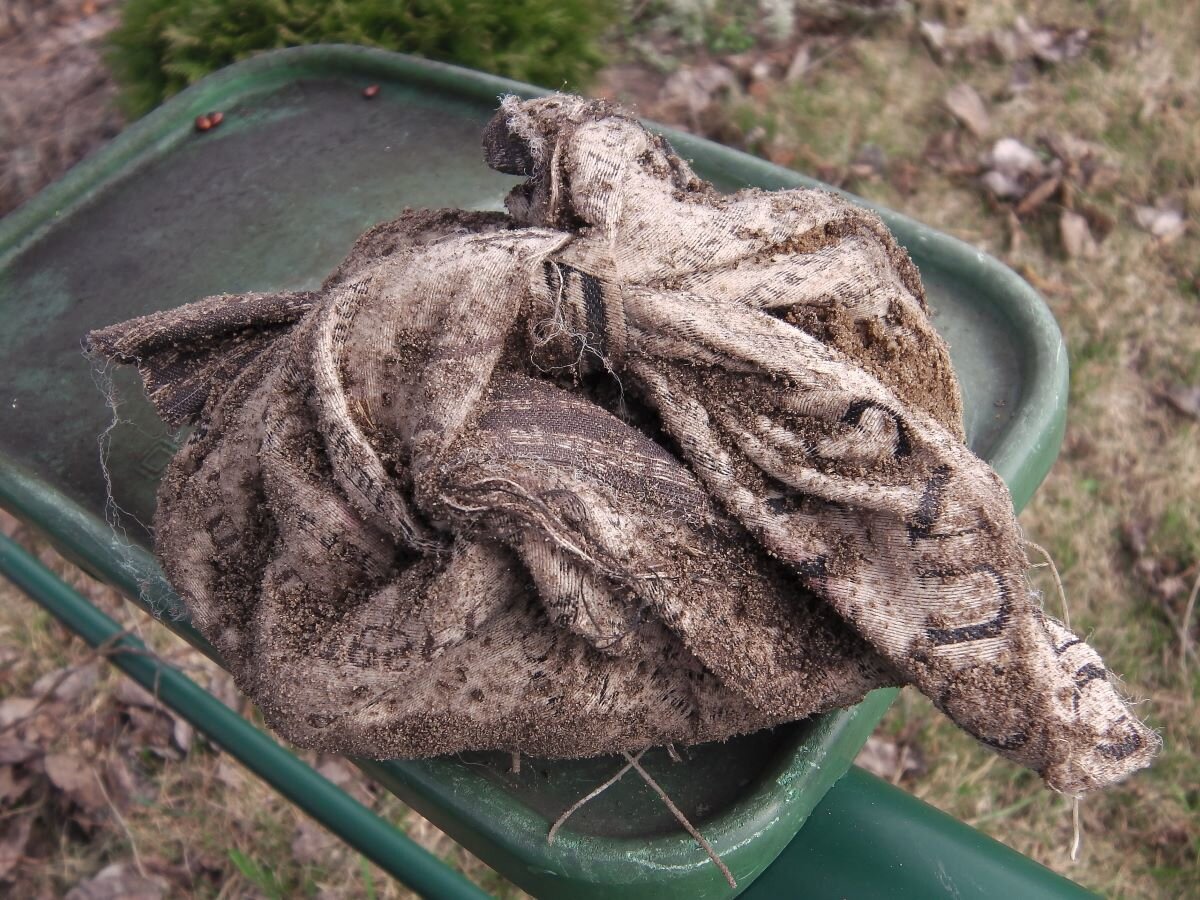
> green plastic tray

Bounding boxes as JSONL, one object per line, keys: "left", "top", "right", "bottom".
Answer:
{"left": 0, "top": 46, "right": 1067, "bottom": 899}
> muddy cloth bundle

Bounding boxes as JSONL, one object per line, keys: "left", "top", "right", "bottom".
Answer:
{"left": 88, "top": 95, "right": 1154, "bottom": 795}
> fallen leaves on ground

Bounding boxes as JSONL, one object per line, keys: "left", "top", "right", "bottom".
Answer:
{"left": 1134, "top": 201, "right": 1188, "bottom": 243}
{"left": 944, "top": 83, "right": 991, "bottom": 138}
{"left": 920, "top": 16, "right": 1090, "bottom": 69}
{"left": 854, "top": 734, "right": 926, "bottom": 783}
{"left": 1060, "top": 210, "right": 1099, "bottom": 258}
{"left": 1121, "top": 517, "right": 1197, "bottom": 605}
{"left": 44, "top": 753, "right": 107, "bottom": 817}
{"left": 64, "top": 862, "right": 166, "bottom": 900}
{"left": 0, "top": 813, "right": 34, "bottom": 881}
{"left": 291, "top": 817, "right": 338, "bottom": 866}
{"left": 32, "top": 663, "right": 99, "bottom": 704}
{"left": 1157, "top": 384, "right": 1200, "bottom": 421}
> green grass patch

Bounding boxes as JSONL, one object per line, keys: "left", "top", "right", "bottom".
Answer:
{"left": 108, "top": 0, "right": 619, "bottom": 117}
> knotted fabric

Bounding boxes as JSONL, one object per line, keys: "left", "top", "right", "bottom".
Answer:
{"left": 87, "top": 95, "right": 1155, "bottom": 794}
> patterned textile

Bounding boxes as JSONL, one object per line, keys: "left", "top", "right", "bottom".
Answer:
{"left": 87, "top": 96, "right": 1155, "bottom": 794}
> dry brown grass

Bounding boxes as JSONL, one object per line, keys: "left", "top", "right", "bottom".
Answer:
{"left": 0, "top": 523, "right": 522, "bottom": 898}
{"left": 638, "top": 2, "right": 1197, "bottom": 895}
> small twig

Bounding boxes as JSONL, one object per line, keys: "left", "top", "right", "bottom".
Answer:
{"left": 510, "top": 751, "right": 521, "bottom": 775}
{"left": 0, "top": 803, "right": 41, "bottom": 822}
{"left": 623, "top": 752, "right": 736, "bottom": 890}
{"left": 94, "top": 765, "right": 148, "bottom": 878}
{"left": 547, "top": 750, "right": 644, "bottom": 845}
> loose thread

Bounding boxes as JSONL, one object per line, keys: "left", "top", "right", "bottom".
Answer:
{"left": 623, "top": 752, "right": 736, "bottom": 890}
{"left": 547, "top": 750, "right": 644, "bottom": 845}
{"left": 1070, "top": 796, "right": 1083, "bottom": 862}
{"left": 1026, "top": 540, "right": 1071, "bottom": 629}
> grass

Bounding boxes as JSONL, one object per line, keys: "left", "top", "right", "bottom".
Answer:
{"left": 1, "top": 0, "right": 1197, "bottom": 897}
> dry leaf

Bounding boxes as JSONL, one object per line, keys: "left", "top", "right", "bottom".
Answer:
{"left": 44, "top": 753, "right": 106, "bottom": 813}
{"left": 102, "top": 754, "right": 141, "bottom": 811}
{"left": 292, "top": 817, "right": 337, "bottom": 865}
{"left": 123, "top": 707, "right": 179, "bottom": 760}
{"left": 1060, "top": 209, "right": 1098, "bottom": 257}
{"left": 888, "top": 159, "right": 919, "bottom": 196}
{"left": 1015, "top": 176, "right": 1062, "bottom": 216}
{"left": 785, "top": 43, "right": 812, "bottom": 82}
{"left": 215, "top": 758, "right": 247, "bottom": 791}
{"left": 0, "top": 735, "right": 41, "bottom": 766}
{"left": 988, "top": 137, "right": 1044, "bottom": 178}
{"left": 0, "top": 766, "right": 35, "bottom": 806}
{"left": 0, "top": 509, "right": 20, "bottom": 538}
{"left": 918, "top": 20, "right": 988, "bottom": 65}
{"left": 1014, "top": 16, "right": 1090, "bottom": 66}
{"left": 848, "top": 144, "right": 887, "bottom": 180}
{"left": 981, "top": 137, "right": 1047, "bottom": 200}
{"left": 855, "top": 734, "right": 926, "bottom": 782}
{"left": 140, "top": 855, "right": 204, "bottom": 892}
{"left": 15, "top": 701, "right": 68, "bottom": 747}
{"left": 31, "top": 663, "right": 99, "bottom": 704}
{"left": 1122, "top": 518, "right": 1152, "bottom": 557}
{"left": 944, "top": 83, "right": 991, "bottom": 138}
{"left": 171, "top": 715, "right": 193, "bottom": 754}
{"left": 1134, "top": 203, "right": 1187, "bottom": 242}
{"left": 981, "top": 170, "right": 1023, "bottom": 200}
{"left": 316, "top": 757, "right": 357, "bottom": 787}
{"left": 112, "top": 679, "right": 160, "bottom": 710}
{"left": 660, "top": 64, "right": 738, "bottom": 122}
{"left": 918, "top": 20, "right": 949, "bottom": 62}
{"left": 0, "top": 813, "right": 33, "bottom": 881}
{"left": 0, "top": 697, "right": 38, "bottom": 730}
{"left": 64, "top": 863, "right": 165, "bottom": 900}
{"left": 1159, "top": 384, "right": 1200, "bottom": 420}
{"left": 1155, "top": 575, "right": 1190, "bottom": 602}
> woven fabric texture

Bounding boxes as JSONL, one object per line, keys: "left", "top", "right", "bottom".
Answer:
{"left": 87, "top": 95, "right": 1155, "bottom": 794}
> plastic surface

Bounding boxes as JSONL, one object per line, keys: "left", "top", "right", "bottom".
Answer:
{"left": 743, "top": 766, "right": 1097, "bottom": 899}
{"left": 0, "top": 46, "right": 1068, "bottom": 899}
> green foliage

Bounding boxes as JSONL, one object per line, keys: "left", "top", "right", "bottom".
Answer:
{"left": 228, "top": 848, "right": 287, "bottom": 899}
{"left": 357, "top": 856, "right": 378, "bottom": 900}
{"left": 108, "top": 0, "right": 618, "bottom": 117}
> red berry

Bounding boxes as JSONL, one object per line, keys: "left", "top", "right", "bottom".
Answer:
{"left": 194, "top": 114, "right": 212, "bottom": 132}
{"left": 207, "top": 111, "right": 225, "bottom": 127}
{"left": 362, "top": 84, "right": 381, "bottom": 99}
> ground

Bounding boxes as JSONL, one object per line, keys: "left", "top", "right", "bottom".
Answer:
{"left": 0, "top": 1, "right": 1196, "bottom": 897}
